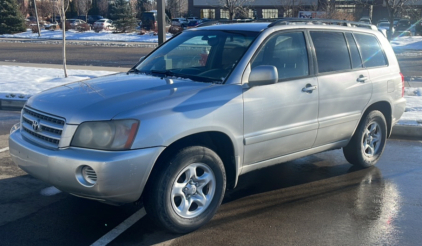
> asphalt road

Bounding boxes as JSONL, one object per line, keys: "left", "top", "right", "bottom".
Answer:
{"left": 0, "top": 42, "right": 154, "bottom": 68}
{"left": 1, "top": 111, "right": 422, "bottom": 245}
{"left": 0, "top": 41, "right": 422, "bottom": 77}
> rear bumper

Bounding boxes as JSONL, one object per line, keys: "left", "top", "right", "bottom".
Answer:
{"left": 9, "top": 129, "right": 164, "bottom": 204}
{"left": 392, "top": 97, "right": 406, "bottom": 126}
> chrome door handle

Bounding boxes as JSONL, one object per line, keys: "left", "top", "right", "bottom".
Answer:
{"left": 302, "top": 84, "right": 317, "bottom": 93}
{"left": 357, "top": 75, "right": 369, "bottom": 82}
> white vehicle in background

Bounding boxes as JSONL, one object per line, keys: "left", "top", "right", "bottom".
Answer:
{"left": 171, "top": 18, "right": 187, "bottom": 26}
{"left": 93, "top": 19, "right": 115, "bottom": 32}
{"left": 377, "top": 22, "right": 395, "bottom": 36}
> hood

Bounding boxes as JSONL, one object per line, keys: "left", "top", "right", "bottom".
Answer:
{"left": 26, "top": 73, "right": 213, "bottom": 124}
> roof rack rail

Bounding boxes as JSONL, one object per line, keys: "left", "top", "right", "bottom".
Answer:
{"left": 268, "top": 18, "right": 378, "bottom": 31}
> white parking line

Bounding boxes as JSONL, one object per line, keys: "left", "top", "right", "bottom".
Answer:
{"left": 90, "top": 207, "right": 146, "bottom": 246}
{"left": 0, "top": 147, "right": 9, "bottom": 153}
{"left": 40, "top": 186, "right": 62, "bottom": 196}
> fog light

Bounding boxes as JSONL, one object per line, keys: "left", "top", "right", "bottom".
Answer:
{"left": 76, "top": 165, "right": 97, "bottom": 187}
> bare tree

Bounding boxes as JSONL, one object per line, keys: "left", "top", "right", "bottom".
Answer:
{"left": 97, "top": 0, "right": 108, "bottom": 17}
{"left": 354, "top": 0, "right": 416, "bottom": 39}
{"left": 57, "top": 0, "right": 70, "bottom": 77}
{"left": 167, "top": 0, "right": 188, "bottom": 18}
{"left": 218, "top": 0, "right": 255, "bottom": 20}
{"left": 78, "top": 0, "right": 92, "bottom": 20}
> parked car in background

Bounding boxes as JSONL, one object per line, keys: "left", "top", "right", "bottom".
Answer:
{"left": 359, "top": 17, "right": 371, "bottom": 24}
{"left": 187, "top": 17, "right": 199, "bottom": 22}
{"left": 93, "top": 19, "right": 115, "bottom": 32}
{"left": 76, "top": 15, "right": 104, "bottom": 25}
{"left": 44, "top": 21, "right": 59, "bottom": 31}
{"left": 187, "top": 20, "right": 202, "bottom": 29}
{"left": 66, "top": 19, "right": 87, "bottom": 29}
{"left": 395, "top": 19, "right": 415, "bottom": 36}
{"left": 140, "top": 10, "right": 171, "bottom": 31}
{"left": 171, "top": 18, "right": 187, "bottom": 26}
{"left": 377, "top": 22, "right": 395, "bottom": 36}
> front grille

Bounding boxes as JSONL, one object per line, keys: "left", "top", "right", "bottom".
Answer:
{"left": 21, "top": 107, "right": 65, "bottom": 148}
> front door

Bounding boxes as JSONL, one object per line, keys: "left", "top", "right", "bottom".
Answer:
{"left": 243, "top": 31, "right": 319, "bottom": 165}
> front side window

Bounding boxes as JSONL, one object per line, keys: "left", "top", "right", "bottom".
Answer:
{"left": 251, "top": 32, "right": 309, "bottom": 80}
{"left": 135, "top": 30, "right": 258, "bottom": 83}
{"left": 310, "top": 31, "right": 351, "bottom": 73}
{"left": 353, "top": 33, "right": 387, "bottom": 68}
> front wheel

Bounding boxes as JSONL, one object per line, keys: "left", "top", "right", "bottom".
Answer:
{"left": 343, "top": 110, "right": 387, "bottom": 168}
{"left": 144, "top": 146, "right": 226, "bottom": 233}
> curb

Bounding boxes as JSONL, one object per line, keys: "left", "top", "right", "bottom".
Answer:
{"left": 391, "top": 124, "right": 422, "bottom": 140}
{"left": 1, "top": 97, "right": 421, "bottom": 141}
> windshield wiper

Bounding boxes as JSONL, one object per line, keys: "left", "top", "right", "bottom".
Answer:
{"left": 150, "top": 70, "right": 177, "bottom": 77}
{"left": 139, "top": 69, "right": 222, "bottom": 83}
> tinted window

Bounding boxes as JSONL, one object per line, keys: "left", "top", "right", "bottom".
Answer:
{"left": 310, "top": 31, "right": 351, "bottom": 73}
{"left": 345, "top": 33, "right": 363, "bottom": 69}
{"left": 251, "top": 32, "right": 309, "bottom": 80}
{"left": 354, "top": 33, "right": 387, "bottom": 68}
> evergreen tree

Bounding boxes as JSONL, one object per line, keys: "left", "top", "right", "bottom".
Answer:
{"left": 110, "top": 0, "right": 137, "bottom": 33}
{"left": 0, "top": 0, "right": 26, "bottom": 34}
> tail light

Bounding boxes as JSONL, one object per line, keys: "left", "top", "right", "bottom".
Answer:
{"left": 400, "top": 72, "right": 404, "bottom": 97}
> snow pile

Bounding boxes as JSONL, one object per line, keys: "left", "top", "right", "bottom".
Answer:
{"left": 399, "top": 87, "right": 422, "bottom": 126}
{"left": 0, "top": 29, "right": 172, "bottom": 43}
{"left": 390, "top": 36, "right": 422, "bottom": 51}
{"left": 0, "top": 65, "right": 116, "bottom": 96}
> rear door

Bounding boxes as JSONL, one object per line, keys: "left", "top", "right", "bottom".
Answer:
{"left": 310, "top": 31, "right": 372, "bottom": 147}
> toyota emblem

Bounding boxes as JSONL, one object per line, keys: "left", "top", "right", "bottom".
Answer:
{"left": 32, "top": 119, "right": 41, "bottom": 132}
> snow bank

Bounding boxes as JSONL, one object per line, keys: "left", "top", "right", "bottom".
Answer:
{"left": 0, "top": 65, "right": 116, "bottom": 96}
{"left": 391, "top": 36, "right": 422, "bottom": 51}
{"left": 0, "top": 29, "right": 172, "bottom": 43}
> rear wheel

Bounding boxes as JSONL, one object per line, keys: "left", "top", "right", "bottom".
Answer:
{"left": 343, "top": 110, "right": 387, "bottom": 168}
{"left": 145, "top": 146, "right": 226, "bottom": 233}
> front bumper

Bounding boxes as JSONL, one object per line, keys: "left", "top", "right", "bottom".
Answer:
{"left": 9, "top": 129, "right": 164, "bottom": 204}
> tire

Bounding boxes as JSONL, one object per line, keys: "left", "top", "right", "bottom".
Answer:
{"left": 144, "top": 146, "right": 226, "bottom": 233}
{"left": 343, "top": 110, "right": 387, "bottom": 168}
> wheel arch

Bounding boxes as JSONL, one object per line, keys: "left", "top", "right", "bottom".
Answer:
{"left": 359, "top": 101, "right": 392, "bottom": 137}
{"left": 143, "top": 131, "right": 238, "bottom": 201}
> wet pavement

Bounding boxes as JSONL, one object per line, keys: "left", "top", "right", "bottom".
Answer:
{"left": 0, "top": 111, "right": 422, "bottom": 245}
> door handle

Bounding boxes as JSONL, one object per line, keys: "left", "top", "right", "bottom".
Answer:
{"left": 357, "top": 75, "right": 369, "bottom": 82}
{"left": 302, "top": 84, "right": 317, "bottom": 93}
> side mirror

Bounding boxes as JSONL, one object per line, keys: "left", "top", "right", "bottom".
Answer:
{"left": 139, "top": 56, "right": 145, "bottom": 62}
{"left": 248, "top": 65, "right": 278, "bottom": 87}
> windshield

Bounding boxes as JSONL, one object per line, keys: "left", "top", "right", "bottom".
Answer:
{"left": 379, "top": 23, "right": 389, "bottom": 27}
{"left": 134, "top": 30, "right": 259, "bottom": 83}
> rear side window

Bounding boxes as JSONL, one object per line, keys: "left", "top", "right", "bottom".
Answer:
{"left": 354, "top": 33, "right": 387, "bottom": 68}
{"left": 310, "top": 31, "right": 351, "bottom": 73}
{"left": 345, "top": 33, "right": 363, "bottom": 69}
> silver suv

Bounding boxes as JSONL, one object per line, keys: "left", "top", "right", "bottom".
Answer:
{"left": 9, "top": 20, "right": 406, "bottom": 233}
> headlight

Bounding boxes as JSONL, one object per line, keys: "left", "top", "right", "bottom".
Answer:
{"left": 71, "top": 120, "right": 139, "bottom": 150}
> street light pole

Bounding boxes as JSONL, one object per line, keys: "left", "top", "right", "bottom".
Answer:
{"left": 157, "top": 0, "right": 166, "bottom": 45}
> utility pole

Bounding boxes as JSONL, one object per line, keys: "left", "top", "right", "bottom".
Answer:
{"left": 62, "top": 0, "right": 68, "bottom": 77}
{"left": 157, "top": 0, "right": 166, "bottom": 45}
{"left": 33, "top": 0, "right": 41, "bottom": 37}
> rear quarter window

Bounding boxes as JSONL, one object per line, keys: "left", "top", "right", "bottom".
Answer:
{"left": 353, "top": 33, "right": 387, "bottom": 68}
